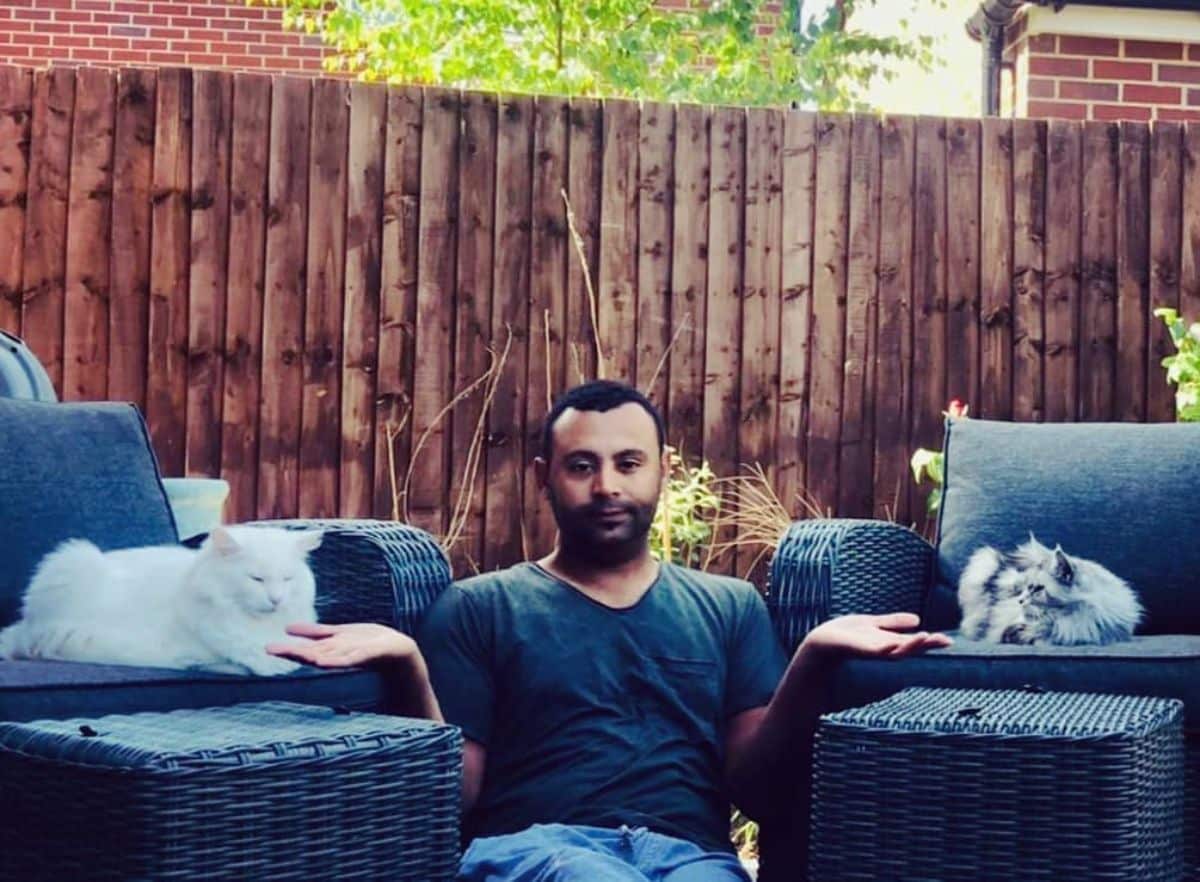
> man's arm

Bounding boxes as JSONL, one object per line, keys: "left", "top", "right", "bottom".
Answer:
{"left": 724, "top": 613, "right": 951, "bottom": 821}
{"left": 267, "top": 621, "right": 487, "bottom": 812}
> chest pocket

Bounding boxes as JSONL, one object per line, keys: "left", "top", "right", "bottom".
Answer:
{"left": 646, "top": 655, "right": 720, "bottom": 725}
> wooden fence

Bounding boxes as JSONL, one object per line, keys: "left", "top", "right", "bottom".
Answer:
{"left": 1, "top": 64, "right": 1196, "bottom": 572}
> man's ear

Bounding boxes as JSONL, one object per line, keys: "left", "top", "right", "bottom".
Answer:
{"left": 534, "top": 456, "right": 549, "bottom": 493}
{"left": 659, "top": 448, "right": 670, "bottom": 493}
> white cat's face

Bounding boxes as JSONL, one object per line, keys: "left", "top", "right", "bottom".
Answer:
{"left": 202, "top": 527, "right": 321, "bottom": 617}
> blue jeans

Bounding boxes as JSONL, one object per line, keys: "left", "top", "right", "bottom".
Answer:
{"left": 456, "top": 823, "right": 752, "bottom": 882}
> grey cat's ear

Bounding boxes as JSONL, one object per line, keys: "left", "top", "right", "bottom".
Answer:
{"left": 1053, "top": 548, "right": 1074, "bottom": 585}
{"left": 208, "top": 527, "right": 241, "bottom": 557}
{"left": 295, "top": 530, "right": 323, "bottom": 554}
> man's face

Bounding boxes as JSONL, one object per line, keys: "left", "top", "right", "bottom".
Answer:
{"left": 538, "top": 403, "right": 666, "bottom": 563}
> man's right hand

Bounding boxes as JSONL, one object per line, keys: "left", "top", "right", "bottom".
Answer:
{"left": 266, "top": 622, "right": 421, "bottom": 669}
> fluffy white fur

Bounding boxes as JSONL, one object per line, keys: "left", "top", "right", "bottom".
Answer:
{"left": 958, "top": 535, "right": 1143, "bottom": 646}
{"left": 0, "top": 526, "right": 321, "bottom": 675}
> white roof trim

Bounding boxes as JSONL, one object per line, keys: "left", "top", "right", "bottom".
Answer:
{"left": 1026, "top": 4, "right": 1200, "bottom": 43}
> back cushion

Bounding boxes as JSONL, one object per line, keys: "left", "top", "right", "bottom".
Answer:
{"left": 936, "top": 418, "right": 1200, "bottom": 635}
{"left": 0, "top": 399, "right": 178, "bottom": 626}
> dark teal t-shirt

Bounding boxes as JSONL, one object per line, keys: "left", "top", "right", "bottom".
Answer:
{"left": 415, "top": 561, "right": 789, "bottom": 852}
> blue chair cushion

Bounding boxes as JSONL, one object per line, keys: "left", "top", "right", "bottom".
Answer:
{"left": 935, "top": 419, "right": 1200, "bottom": 635}
{"left": 831, "top": 634, "right": 1200, "bottom": 726}
{"left": 0, "top": 660, "right": 391, "bottom": 722}
{"left": 0, "top": 399, "right": 178, "bottom": 627}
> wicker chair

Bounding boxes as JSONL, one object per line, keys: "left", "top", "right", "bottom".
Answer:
{"left": 757, "top": 418, "right": 1200, "bottom": 882}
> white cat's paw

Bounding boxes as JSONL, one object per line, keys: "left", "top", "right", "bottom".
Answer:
{"left": 243, "top": 654, "right": 302, "bottom": 677}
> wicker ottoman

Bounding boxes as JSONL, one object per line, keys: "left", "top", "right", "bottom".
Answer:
{"left": 0, "top": 701, "right": 462, "bottom": 881}
{"left": 810, "top": 687, "right": 1184, "bottom": 882}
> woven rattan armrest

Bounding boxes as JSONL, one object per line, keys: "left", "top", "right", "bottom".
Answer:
{"left": 767, "top": 519, "right": 933, "bottom": 653}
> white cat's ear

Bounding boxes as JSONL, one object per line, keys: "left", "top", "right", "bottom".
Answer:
{"left": 208, "top": 527, "right": 241, "bottom": 557}
{"left": 1053, "top": 548, "right": 1074, "bottom": 585}
{"left": 295, "top": 530, "right": 323, "bottom": 554}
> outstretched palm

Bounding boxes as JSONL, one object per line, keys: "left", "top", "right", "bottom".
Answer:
{"left": 804, "top": 613, "right": 952, "bottom": 660}
{"left": 266, "top": 622, "right": 419, "bottom": 669}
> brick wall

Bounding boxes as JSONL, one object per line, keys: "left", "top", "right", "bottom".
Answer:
{"left": 0, "top": 0, "right": 332, "bottom": 75}
{"left": 1004, "top": 8, "right": 1200, "bottom": 123}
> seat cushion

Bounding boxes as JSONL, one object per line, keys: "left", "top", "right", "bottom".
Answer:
{"left": 0, "top": 399, "right": 178, "bottom": 627}
{"left": 0, "top": 660, "right": 391, "bottom": 723}
{"left": 936, "top": 419, "right": 1200, "bottom": 634}
{"left": 831, "top": 634, "right": 1200, "bottom": 726}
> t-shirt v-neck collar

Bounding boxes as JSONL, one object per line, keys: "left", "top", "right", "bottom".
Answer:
{"left": 528, "top": 561, "right": 663, "bottom": 613}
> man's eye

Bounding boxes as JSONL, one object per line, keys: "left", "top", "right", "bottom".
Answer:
{"left": 618, "top": 460, "right": 639, "bottom": 471}
{"left": 568, "top": 461, "right": 593, "bottom": 473}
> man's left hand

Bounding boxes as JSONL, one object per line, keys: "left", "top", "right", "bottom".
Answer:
{"left": 801, "top": 612, "right": 952, "bottom": 661}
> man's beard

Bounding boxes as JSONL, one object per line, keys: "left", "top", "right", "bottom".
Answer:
{"left": 546, "top": 491, "right": 657, "bottom": 566}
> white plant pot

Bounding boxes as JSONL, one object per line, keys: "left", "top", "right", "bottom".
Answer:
{"left": 161, "top": 477, "right": 231, "bottom": 541}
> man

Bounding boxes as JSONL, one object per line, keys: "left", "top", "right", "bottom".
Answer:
{"left": 270, "top": 380, "right": 950, "bottom": 881}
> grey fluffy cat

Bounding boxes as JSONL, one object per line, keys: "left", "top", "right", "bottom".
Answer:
{"left": 958, "top": 535, "right": 1142, "bottom": 646}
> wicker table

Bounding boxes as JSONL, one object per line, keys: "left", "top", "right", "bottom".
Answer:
{"left": 810, "top": 687, "right": 1184, "bottom": 882}
{"left": 0, "top": 701, "right": 462, "bottom": 881}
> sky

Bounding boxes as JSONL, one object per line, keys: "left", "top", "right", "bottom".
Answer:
{"left": 842, "top": 0, "right": 984, "bottom": 116}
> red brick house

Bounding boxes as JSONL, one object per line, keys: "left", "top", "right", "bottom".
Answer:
{"left": 968, "top": 0, "right": 1200, "bottom": 122}
{"left": 0, "top": 0, "right": 332, "bottom": 76}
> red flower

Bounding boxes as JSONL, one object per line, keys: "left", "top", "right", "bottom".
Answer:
{"left": 946, "top": 400, "right": 969, "bottom": 419}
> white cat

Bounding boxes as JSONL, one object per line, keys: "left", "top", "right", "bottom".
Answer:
{"left": 958, "top": 535, "right": 1143, "bottom": 646}
{"left": 0, "top": 526, "right": 321, "bottom": 675}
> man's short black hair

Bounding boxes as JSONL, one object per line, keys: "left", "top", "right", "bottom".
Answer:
{"left": 541, "top": 380, "right": 666, "bottom": 461}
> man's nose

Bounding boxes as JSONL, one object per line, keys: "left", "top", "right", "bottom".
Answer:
{"left": 591, "top": 464, "right": 620, "bottom": 496}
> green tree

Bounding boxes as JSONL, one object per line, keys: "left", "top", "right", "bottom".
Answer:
{"left": 257, "top": 0, "right": 944, "bottom": 108}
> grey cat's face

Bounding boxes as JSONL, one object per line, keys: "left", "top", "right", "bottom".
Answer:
{"left": 1011, "top": 539, "right": 1076, "bottom": 611}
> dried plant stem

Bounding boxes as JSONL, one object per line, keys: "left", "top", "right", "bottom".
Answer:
{"left": 642, "top": 310, "right": 691, "bottom": 400}
{"left": 440, "top": 327, "right": 514, "bottom": 555}
{"left": 384, "top": 407, "right": 412, "bottom": 522}
{"left": 561, "top": 189, "right": 606, "bottom": 380}
{"left": 401, "top": 332, "right": 511, "bottom": 526}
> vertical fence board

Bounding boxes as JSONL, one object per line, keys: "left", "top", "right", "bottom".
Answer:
{"left": 1116, "top": 122, "right": 1150, "bottom": 423}
{"left": 525, "top": 95, "right": 569, "bottom": 560}
{"left": 185, "top": 70, "right": 232, "bottom": 476}
{"left": 1148, "top": 122, "right": 1182, "bottom": 423}
{"left": 62, "top": 67, "right": 115, "bottom": 403}
{"left": 451, "top": 90, "right": 497, "bottom": 571}
{"left": 409, "top": 87, "right": 459, "bottom": 536}
{"left": 257, "top": 75, "right": 310, "bottom": 519}
{"left": 339, "top": 82, "right": 387, "bottom": 518}
{"left": 565, "top": 98, "right": 602, "bottom": 387}
{"left": 873, "top": 115, "right": 915, "bottom": 525}
{"left": 1044, "top": 119, "right": 1081, "bottom": 423}
{"left": 739, "top": 108, "right": 782, "bottom": 483}
{"left": 299, "top": 77, "right": 349, "bottom": 518}
{"left": 146, "top": 67, "right": 191, "bottom": 476}
{"left": 806, "top": 114, "right": 850, "bottom": 517}
{"left": 1184, "top": 124, "right": 1200, "bottom": 327}
{"left": 598, "top": 99, "right": 639, "bottom": 384}
{"left": 779, "top": 110, "right": 815, "bottom": 519}
{"left": 667, "top": 104, "right": 710, "bottom": 461}
{"left": 108, "top": 68, "right": 155, "bottom": 411}
{"left": 737, "top": 107, "right": 783, "bottom": 577}
{"left": 636, "top": 100, "right": 674, "bottom": 408}
{"left": 979, "top": 118, "right": 1013, "bottom": 422}
{"left": 484, "top": 94, "right": 532, "bottom": 568}
{"left": 1079, "top": 122, "right": 1120, "bottom": 422}
{"left": 0, "top": 67, "right": 33, "bottom": 336}
{"left": 946, "top": 118, "right": 981, "bottom": 411}
{"left": 908, "top": 117, "right": 948, "bottom": 529}
{"left": 1012, "top": 118, "right": 1046, "bottom": 424}
{"left": 837, "top": 116, "right": 880, "bottom": 519}
{"left": 702, "top": 107, "right": 745, "bottom": 489}
{"left": 21, "top": 67, "right": 75, "bottom": 397}
{"left": 220, "top": 73, "right": 270, "bottom": 524}
{"left": 375, "top": 86, "right": 422, "bottom": 520}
